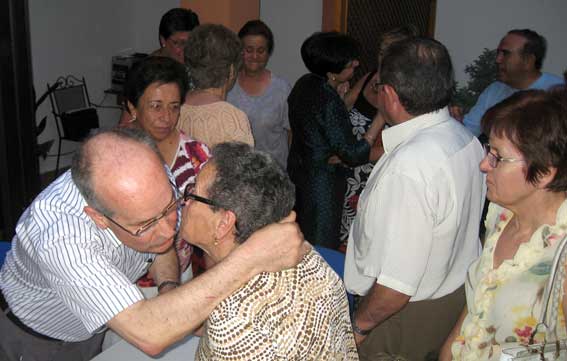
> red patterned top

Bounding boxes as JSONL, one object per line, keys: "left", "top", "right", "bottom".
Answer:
{"left": 137, "top": 132, "right": 210, "bottom": 287}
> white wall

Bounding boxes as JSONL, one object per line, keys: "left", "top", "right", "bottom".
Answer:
{"left": 30, "top": 0, "right": 178, "bottom": 173}
{"left": 262, "top": 0, "right": 566, "bottom": 87}
{"left": 260, "top": 0, "right": 322, "bottom": 86}
{"left": 435, "top": 0, "right": 567, "bottom": 84}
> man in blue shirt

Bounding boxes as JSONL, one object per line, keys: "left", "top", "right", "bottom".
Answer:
{"left": 456, "top": 29, "right": 563, "bottom": 136}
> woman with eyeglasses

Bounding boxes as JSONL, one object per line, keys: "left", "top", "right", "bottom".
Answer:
{"left": 121, "top": 56, "right": 210, "bottom": 291}
{"left": 180, "top": 142, "right": 358, "bottom": 360}
{"left": 440, "top": 89, "right": 567, "bottom": 360}
{"left": 339, "top": 25, "right": 417, "bottom": 250}
{"left": 150, "top": 7, "right": 199, "bottom": 65}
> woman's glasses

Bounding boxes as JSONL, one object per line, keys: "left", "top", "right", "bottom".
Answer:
{"left": 183, "top": 184, "right": 218, "bottom": 207}
{"left": 483, "top": 143, "right": 524, "bottom": 168}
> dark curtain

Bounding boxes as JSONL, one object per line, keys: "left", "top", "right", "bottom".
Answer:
{"left": 347, "top": 0, "right": 436, "bottom": 82}
{"left": 0, "top": 0, "right": 40, "bottom": 240}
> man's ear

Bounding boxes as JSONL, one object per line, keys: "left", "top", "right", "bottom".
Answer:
{"left": 126, "top": 101, "right": 136, "bottom": 117}
{"left": 84, "top": 206, "right": 109, "bottom": 230}
{"left": 522, "top": 52, "right": 537, "bottom": 70}
{"left": 159, "top": 35, "right": 166, "bottom": 48}
{"left": 214, "top": 210, "right": 237, "bottom": 241}
{"left": 382, "top": 84, "right": 401, "bottom": 111}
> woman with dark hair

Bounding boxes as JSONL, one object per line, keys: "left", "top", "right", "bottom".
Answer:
{"left": 440, "top": 89, "right": 567, "bottom": 360}
{"left": 288, "top": 32, "right": 383, "bottom": 249}
{"left": 122, "top": 56, "right": 210, "bottom": 289}
{"left": 227, "top": 20, "right": 292, "bottom": 169}
{"left": 118, "top": 8, "right": 199, "bottom": 128}
{"left": 177, "top": 24, "right": 254, "bottom": 148}
{"left": 151, "top": 7, "right": 200, "bottom": 64}
{"left": 339, "top": 25, "right": 417, "bottom": 249}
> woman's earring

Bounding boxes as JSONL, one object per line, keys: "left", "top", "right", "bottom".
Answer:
{"left": 129, "top": 114, "right": 137, "bottom": 123}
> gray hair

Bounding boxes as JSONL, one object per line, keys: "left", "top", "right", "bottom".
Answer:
{"left": 71, "top": 128, "right": 161, "bottom": 216}
{"left": 184, "top": 24, "right": 243, "bottom": 89}
{"left": 207, "top": 142, "right": 295, "bottom": 243}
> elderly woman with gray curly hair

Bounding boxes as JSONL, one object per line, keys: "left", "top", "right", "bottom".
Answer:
{"left": 177, "top": 24, "right": 254, "bottom": 148}
{"left": 179, "top": 142, "right": 358, "bottom": 360}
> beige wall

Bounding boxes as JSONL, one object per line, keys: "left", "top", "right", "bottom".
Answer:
{"left": 181, "top": 0, "right": 259, "bottom": 32}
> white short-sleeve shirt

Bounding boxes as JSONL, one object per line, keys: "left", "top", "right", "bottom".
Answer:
{"left": 344, "top": 107, "right": 486, "bottom": 301}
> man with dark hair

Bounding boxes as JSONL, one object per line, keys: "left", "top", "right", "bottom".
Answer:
{"left": 0, "top": 128, "right": 306, "bottom": 361}
{"left": 459, "top": 28, "right": 563, "bottom": 136}
{"left": 344, "top": 37, "right": 486, "bottom": 360}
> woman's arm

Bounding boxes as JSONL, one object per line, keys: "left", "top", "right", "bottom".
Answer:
{"left": 439, "top": 306, "right": 468, "bottom": 361}
{"left": 343, "top": 73, "right": 370, "bottom": 110}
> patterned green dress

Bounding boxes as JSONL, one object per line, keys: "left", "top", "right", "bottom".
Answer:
{"left": 287, "top": 73, "right": 370, "bottom": 249}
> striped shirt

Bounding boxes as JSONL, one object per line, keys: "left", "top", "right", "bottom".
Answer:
{"left": 0, "top": 171, "right": 155, "bottom": 342}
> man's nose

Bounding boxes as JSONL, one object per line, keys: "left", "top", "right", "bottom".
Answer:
{"left": 495, "top": 53, "right": 503, "bottom": 64}
{"left": 157, "top": 209, "right": 178, "bottom": 236}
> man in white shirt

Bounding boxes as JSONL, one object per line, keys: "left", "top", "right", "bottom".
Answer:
{"left": 345, "top": 37, "right": 486, "bottom": 360}
{"left": 0, "top": 128, "right": 306, "bottom": 361}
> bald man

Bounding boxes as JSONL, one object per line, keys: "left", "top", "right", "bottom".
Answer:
{"left": 0, "top": 128, "right": 307, "bottom": 361}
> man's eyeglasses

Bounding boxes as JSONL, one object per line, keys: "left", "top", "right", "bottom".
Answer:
{"left": 483, "top": 143, "right": 524, "bottom": 168}
{"left": 167, "top": 39, "right": 188, "bottom": 49}
{"left": 104, "top": 182, "right": 182, "bottom": 237}
{"left": 183, "top": 184, "right": 218, "bottom": 207}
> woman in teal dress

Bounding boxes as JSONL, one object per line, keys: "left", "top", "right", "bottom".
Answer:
{"left": 287, "top": 32, "right": 382, "bottom": 249}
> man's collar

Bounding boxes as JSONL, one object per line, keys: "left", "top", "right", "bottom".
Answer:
{"left": 382, "top": 107, "right": 450, "bottom": 153}
{"left": 504, "top": 70, "right": 542, "bottom": 90}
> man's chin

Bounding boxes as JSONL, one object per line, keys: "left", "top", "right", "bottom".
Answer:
{"left": 152, "top": 238, "right": 175, "bottom": 254}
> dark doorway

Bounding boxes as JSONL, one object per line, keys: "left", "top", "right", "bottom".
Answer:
{"left": 0, "top": 0, "right": 41, "bottom": 240}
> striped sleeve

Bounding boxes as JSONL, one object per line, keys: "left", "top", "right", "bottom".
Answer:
{"left": 36, "top": 216, "right": 144, "bottom": 333}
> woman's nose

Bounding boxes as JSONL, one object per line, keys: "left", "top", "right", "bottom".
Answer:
{"left": 479, "top": 156, "right": 491, "bottom": 173}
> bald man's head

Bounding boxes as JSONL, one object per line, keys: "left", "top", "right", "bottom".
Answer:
{"left": 71, "top": 128, "right": 164, "bottom": 216}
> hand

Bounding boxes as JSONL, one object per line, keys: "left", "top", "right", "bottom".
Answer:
{"left": 337, "top": 81, "right": 350, "bottom": 100}
{"left": 327, "top": 155, "right": 342, "bottom": 165}
{"left": 449, "top": 105, "right": 464, "bottom": 122}
{"left": 236, "top": 211, "right": 310, "bottom": 275}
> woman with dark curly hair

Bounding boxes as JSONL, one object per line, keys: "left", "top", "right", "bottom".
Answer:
{"left": 288, "top": 32, "right": 383, "bottom": 249}
{"left": 177, "top": 24, "right": 254, "bottom": 148}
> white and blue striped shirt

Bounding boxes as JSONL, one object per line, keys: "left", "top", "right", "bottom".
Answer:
{"left": 0, "top": 171, "right": 155, "bottom": 342}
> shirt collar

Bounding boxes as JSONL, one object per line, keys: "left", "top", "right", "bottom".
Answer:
{"left": 382, "top": 107, "right": 450, "bottom": 154}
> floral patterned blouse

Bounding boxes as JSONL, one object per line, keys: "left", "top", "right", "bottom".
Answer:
{"left": 451, "top": 199, "right": 567, "bottom": 360}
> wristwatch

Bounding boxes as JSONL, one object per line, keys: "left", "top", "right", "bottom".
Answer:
{"left": 157, "top": 280, "right": 180, "bottom": 292}
{"left": 352, "top": 321, "right": 372, "bottom": 336}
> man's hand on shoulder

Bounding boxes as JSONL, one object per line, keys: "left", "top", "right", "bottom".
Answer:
{"left": 234, "top": 211, "right": 310, "bottom": 275}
